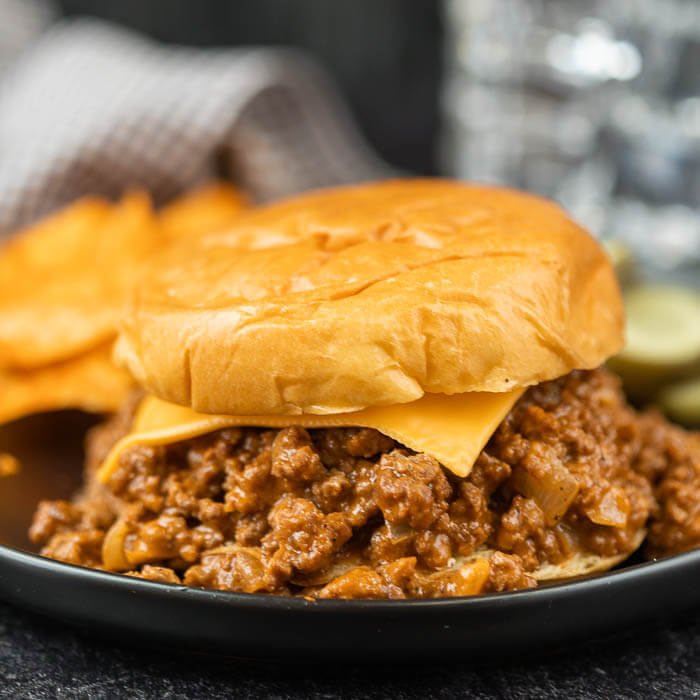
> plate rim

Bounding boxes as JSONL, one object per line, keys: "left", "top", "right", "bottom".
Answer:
{"left": 3, "top": 542, "right": 700, "bottom": 661}
{"left": 2, "top": 541, "right": 699, "bottom": 611}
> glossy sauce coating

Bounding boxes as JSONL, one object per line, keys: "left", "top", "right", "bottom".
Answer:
{"left": 30, "top": 369, "right": 700, "bottom": 598}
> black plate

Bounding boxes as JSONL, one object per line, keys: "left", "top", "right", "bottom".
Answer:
{"left": 1, "top": 412, "right": 700, "bottom": 662}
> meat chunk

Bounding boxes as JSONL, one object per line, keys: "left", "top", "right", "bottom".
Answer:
{"left": 375, "top": 451, "right": 451, "bottom": 529}
{"left": 265, "top": 496, "right": 352, "bottom": 583}
{"left": 126, "top": 565, "right": 182, "bottom": 584}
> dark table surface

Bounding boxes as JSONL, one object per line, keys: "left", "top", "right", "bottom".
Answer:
{"left": 0, "top": 601, "right": 697, "bottom": 699}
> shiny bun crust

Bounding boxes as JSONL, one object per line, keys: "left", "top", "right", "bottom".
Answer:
{"left": 116, "top": 179, "right": 624, "bottom": 415}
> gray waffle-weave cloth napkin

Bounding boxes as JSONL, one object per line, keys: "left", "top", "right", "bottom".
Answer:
{"left": 0, "top": 15, "right": 391, "bottom": 236}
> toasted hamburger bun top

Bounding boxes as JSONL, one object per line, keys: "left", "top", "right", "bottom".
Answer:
{"left": 115, "top": 179, "right": 624, "bottom": 415}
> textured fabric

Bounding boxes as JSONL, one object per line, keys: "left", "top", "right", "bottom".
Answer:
{"left": 0, "top": 18, "right": 390, "bottom": 236}
{"left": 0, "top": 602, "right": 698, "bottom": 698}
{"left": 0, "top": 0, "right": 55, "bottom": 73}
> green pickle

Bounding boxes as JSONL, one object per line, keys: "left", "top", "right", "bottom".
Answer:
{"left": 659, "top": 376, "right": 700, "bottom": 426}
{"left": 608, "top": 284, "right": 700, "bottom": 402}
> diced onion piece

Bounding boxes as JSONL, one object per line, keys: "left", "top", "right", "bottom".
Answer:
{"left": 121, "top": 518, "right": 186, "bottom": 567}
{"left": 292, "top": 552, "right": 364, "bottom": 587}
{"left": 200, "top": 545, "right": 267, "bottom": 593}
{"left": 102, "top": 519, "right": 132, "bottom": 571}
{"left": 426, "top": 557, "right": 491, "bottom": 597}
{"left": 585, "top": 487, "right": 630, "bottom": 528}
{"left": 511, "top": 463, "right": 579, "bottom": 526}
{"left": 386, "top": 522, "right": 413, "bottom": 539}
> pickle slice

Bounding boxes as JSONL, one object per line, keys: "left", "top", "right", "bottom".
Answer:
{"left": 659, "top": 376, "right": 700, "bottom": 426}
{"left": 608, "top": 284, "right": 700, "bottom": 401}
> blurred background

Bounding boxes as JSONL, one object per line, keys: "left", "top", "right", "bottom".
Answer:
{"left": 1, "top": 0, "right": 699, "bottom": 422}
{"left": 41, "top": 0, "right": 699, "bottom": 278}
{"left": 55, "top": 0, "right": 444, "bottom": 176}
{"left": 3, "top": 1, "right": 695, "bottom": 250}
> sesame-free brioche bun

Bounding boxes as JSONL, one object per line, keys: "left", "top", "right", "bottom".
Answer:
{"left": 115, "top": 179, "right": 624, "bottom": 415}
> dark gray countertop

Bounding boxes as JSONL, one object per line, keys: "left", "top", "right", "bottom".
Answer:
{"left": 0, "top": 602, "right": 698, "bottom": 699}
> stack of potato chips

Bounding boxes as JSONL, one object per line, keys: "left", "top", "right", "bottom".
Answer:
{"left": 0, "top": 183, "right": 247, "bottom": 431}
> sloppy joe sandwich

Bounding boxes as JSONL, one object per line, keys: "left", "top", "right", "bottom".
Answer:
{"left": 30, "top": 179, "right": 700, "bottom": 598}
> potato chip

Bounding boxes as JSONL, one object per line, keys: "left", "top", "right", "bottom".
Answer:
{"left": 0, "top": 183, "right": 247, "bottom": 424}
{"left": 0, "top": 342, "right": 134, "bottom": 425}
{"left": 0, "top": 191, "right": 164, "bottom": 370}
{"left": 158, "top": 182, "right": 248, "bottom": 239}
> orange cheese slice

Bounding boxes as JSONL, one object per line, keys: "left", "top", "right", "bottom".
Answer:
{"left": 97, "top": 389, "right": 524, "bottom": 483}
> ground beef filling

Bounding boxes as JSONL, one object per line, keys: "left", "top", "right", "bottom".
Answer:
{"left": 29, "top": 369, "right": 700, "bottom": 599}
